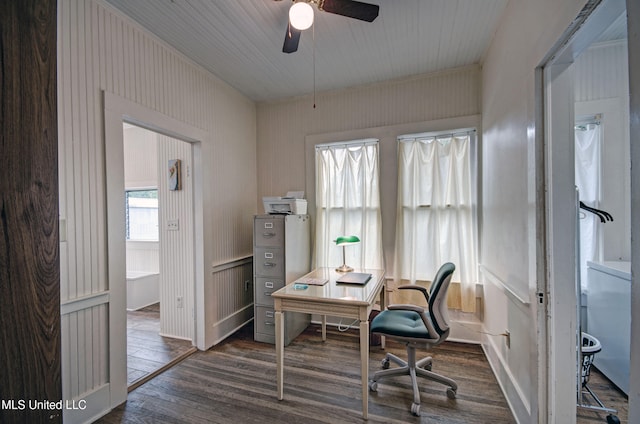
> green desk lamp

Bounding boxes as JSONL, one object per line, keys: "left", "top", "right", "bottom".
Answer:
{"left": 335, "top": 235, "right": 360, "bottom": 273}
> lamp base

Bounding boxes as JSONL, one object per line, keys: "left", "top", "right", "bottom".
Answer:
{"left": 335, "top": 264, "right": 354, "bottom": 273}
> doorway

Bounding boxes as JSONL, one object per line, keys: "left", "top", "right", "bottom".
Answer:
{"left": 122, "top": 123, "right": 197, "bottom": 390}
{"left": 104, "top": 92, "right": 206, "bottom": 410}
{"left": 541, "top": 0, "right": 629, "bottom": 422}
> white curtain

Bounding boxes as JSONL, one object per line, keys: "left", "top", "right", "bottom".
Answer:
{"left": 315, "top": 141, "right": 384, "bottom": 270}
{"left": 575, "top": 122, "right": 602, "bottom": 293}
{"left": 394, "top": 133, "right": 478, "bottom": 312}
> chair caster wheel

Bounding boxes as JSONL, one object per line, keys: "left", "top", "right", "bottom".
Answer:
{"left": 381, "top": 358, "right": 390, "bottom": 369}
{"left": 424, "top": 363, "right": 432, "bottom": 371}
{"left": 411, "top": 403, "right": 420, "bottom": 416}
{"left": 446, "top": 388, "right": 457, "bottom": 399}
{"left": 606, "top": 414, "right": 620, "bottom": 424}
{"left": 369, "top": 381, "right": 378, "bottom": 392}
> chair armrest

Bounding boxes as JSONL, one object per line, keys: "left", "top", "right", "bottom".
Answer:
{"left": 396, "top": 284, "right": 430, "bottom": 303}
{"left": 388, "top": 304, "right": 425, "bottom": 313}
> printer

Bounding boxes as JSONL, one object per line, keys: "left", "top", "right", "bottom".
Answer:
{"left": 263, "top": 191, "right": 307, "bottom": 215}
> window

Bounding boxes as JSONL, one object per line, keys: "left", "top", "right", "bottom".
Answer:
{"left": 125, "top": 189, "right": 159, "bottom": 241}
{"left": 314, "top": 140, "right": 384, "bottom": 270}
{"left": 394, "top": 131, "right": 478, "bottom": 312}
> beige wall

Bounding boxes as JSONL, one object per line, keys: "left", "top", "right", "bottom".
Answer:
{"left": 257, "top": 65, "right": 481, "bottom": 275}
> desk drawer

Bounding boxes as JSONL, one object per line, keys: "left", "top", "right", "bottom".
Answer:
{"left": 255, "top": 277, "right": 284, "bottom": 306}
{"left": 254, "top": 218, "right": 284, "bottom": 247}
{"left": 254, "top": 247, "right": 284, "bottom": 277}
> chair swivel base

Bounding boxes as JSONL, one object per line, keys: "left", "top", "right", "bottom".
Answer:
{"left": 369, "top": 347, "right": 457, "bottom": 416}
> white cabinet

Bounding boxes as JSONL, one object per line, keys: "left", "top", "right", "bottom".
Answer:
{"left": 586, "top": 261, "right": 630, "bottom": 394}
{"left": 253, "top": 214, "right": 310, "bottom": 345}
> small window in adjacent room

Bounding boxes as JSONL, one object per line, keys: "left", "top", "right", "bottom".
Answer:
{"left": 125, "top": 189, "right": 159, "bottom": 241}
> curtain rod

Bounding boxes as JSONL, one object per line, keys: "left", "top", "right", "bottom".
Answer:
{"left": 315, "top": 138, "right": 378, "bottom": 150}
{"left": 397, "top": 128, "right": 476, "bottom": 142}
{"left": 575, "top": 114, "right": 602, "bottom": 127}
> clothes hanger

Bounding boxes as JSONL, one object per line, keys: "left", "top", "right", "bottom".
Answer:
{"left": 580, "top": 202, "right": 610, "bottom": 222}
{"left": 580, "top": 202, "right": 605, "bottom": 222}
{"left": 579, "top": 201, "right": 614, "bottom": 223}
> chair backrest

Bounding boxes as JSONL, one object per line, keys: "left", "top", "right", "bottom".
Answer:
{"left": 428, "top": 262, "right": 455, "bottom": 336}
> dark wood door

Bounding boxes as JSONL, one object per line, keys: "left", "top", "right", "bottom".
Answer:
{"left": 0, "top": 1, "right": 61, "bottom": 423}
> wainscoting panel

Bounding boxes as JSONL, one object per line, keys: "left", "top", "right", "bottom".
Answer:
{"left": 209, "top": 259, "right": 254, "bottom": 344}
{"left": 61, "top": 302, "right": 109, "bottom": 400}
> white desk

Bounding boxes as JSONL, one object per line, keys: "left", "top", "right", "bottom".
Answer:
{"left": 272, "top": 267, "right": 386, "bottom": 419}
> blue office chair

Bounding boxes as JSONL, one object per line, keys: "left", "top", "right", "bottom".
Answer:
{"left": 369, "top": 262, "right": 458, "bottom": 416}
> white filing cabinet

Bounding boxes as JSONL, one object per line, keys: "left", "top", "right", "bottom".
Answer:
{"left": 253, "top": 214, "right": 310, "bottom": 345}
{"left": 586, "top": 260, "right": 630, "bottom": 394}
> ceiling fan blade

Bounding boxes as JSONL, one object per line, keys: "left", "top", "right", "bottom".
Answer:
{"left": 319, "top": 0, "right": 379, "bottom": 22}
{"left": 282, "top": 23, "right": 301, "bottom": 53}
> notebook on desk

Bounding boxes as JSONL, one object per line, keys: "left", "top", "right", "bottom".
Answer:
{"left": 295, "top": 276, "right": 328, "bottom": 286}
{"left": 336, "top": 272, "right": 372, "bottom": 285}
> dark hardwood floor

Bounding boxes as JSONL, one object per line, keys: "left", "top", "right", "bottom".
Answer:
{"left": 102, "top": 320, "right": 628, "bottom": 423}
{"left": 127, "top": 303, "right": 196, "bottom": 389}
{"left": 577, "top": 367, "right": 628, "bottom": 423}
{"left": 101, "top": 323, "right": 516, "bottom": 423}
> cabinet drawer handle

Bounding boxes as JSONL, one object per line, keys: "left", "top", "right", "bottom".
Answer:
{"left": 263, "top": 262, "right": 276, "bottom": 267}
{"left": 264, "top": 321, "right": 275, "bottom": 326}
{"left": 262, "top": 232, "right": 276, "bottom": 238}
{"left": 264, "top": 292, "right": 272, "bottom": 296}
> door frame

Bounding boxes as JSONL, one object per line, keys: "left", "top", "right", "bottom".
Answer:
{"left": 538, "top": 0, "right": 627, "bottom": 422}
{"left": 103, "top": 91, "right": 206, "bottom": 408}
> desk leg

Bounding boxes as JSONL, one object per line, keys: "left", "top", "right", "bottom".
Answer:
{"left": 321, "top": 315, "right": 327, "bottom": 341}
{"left": 380, "top": 285, "right": 386, "bottom": 349}
{"left": 276, "top": 310, "right": 284, "bottom": 400}
{"left": 360, "top": 319, "right": 369, "bottom": 420}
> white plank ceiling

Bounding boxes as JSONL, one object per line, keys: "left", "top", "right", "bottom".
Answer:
{"left": 101, "top": 0, "right": 508, "bottom": 102}
{"left": 102, "top": 0, "right": 629, "bottom": 103}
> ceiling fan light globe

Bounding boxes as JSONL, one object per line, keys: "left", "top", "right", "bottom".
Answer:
{"left": 289, "top": 2, "right": 314, "bottom": 30}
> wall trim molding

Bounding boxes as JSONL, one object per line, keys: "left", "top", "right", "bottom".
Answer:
{"left": 480, "top": 264, "right": 530, "bottom": 307}
{"left": 211, "top": 255, "right": 253, "bottom": 274}
{"left": 61, "top": 292, "right": 109, "bottom": 316}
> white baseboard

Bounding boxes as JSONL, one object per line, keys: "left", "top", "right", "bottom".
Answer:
{"left": 448, "top": 320, "right": 483, "bottom": 344}
{"left": 482, "top": 336, "right": 530, "bottom": 424}
{"left": 63, "top": 384, "right": 111, "bottom": 424}
{"left": 207, "top": 304, "right": 253, "bottom": 348}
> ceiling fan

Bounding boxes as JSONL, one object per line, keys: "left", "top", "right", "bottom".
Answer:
{"left": 280, "top": 0, "right": 380, "bottom": 53}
